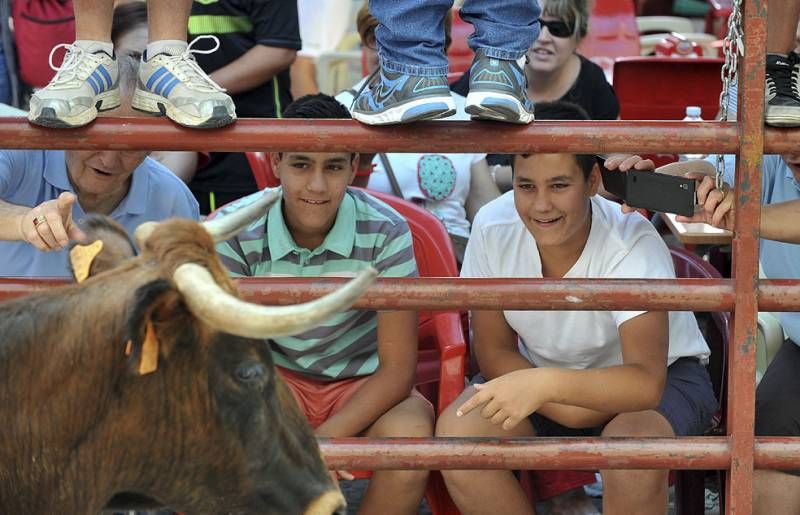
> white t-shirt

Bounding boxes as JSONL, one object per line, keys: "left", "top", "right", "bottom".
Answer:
{"left": 336, "top": 80, "right": 485, "bottom": 237}
{"left": 462, "top": 192, "right": 711, "bottom": 369}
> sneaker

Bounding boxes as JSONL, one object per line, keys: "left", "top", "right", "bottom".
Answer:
{"left": 764, "top": 52, "right": 800, "bottom": 127}
{"left": 465, "top": 49, "right": 534, "bottom": 124}
{"left": 351, "top": 68, "right": 456, "bottom": 125}
{"left": 28, "top": 42, "right": 120, "bottom": 129}
{"left": 132, "top": 36, "right": 236, "bottom": 129}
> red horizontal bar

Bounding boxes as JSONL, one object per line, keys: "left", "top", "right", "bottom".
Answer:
{"left": 755, "top": 438, "right": 800, "bottom": 469}
{"left": 2, "top": 277, "right": 800, "bottom": 311}
{"left": 319, "top": 437, "right": 730, "bottom": 470}
{"left": 1, "top": 117, "right": 796, "bottom": 154}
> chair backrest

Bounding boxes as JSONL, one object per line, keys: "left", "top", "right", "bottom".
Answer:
{"left": 245, "top": 152, "right": 280, "bottom": 190}
{"left": 613, "top": 56, "right": 723, "bottom": 120}
{"left": 668, "top": 246, "right": 730, "bottom": 423}
{"left": 579, "top": 0, "right": 640, "bottom": 59}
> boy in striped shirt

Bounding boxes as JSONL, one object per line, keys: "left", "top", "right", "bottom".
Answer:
{"left": 216, "top": 94, "right": 433, "bottom": 515}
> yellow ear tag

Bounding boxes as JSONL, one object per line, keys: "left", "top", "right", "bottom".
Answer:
{"left": 137, "top": 321, "right": 160, "bottom": 375}
{"left": 69, "top": 240, "right": 104, "bottom": 283}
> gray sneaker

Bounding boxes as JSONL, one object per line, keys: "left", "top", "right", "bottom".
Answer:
{"left": 132, "top": 36, "right": 236, "bottom": 129}
{"left": 351, "top": 68, "right": 456, "bottom": 125}
{"left": 28, "top": 42, "right": 120, "bottom": 128}
{"left": 465, "top": 49, "right": 535, "bottom": 124}
{"left": 764, "top": 53, "right": 800, "bottom": 127}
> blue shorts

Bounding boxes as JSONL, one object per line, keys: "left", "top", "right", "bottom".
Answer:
{"left": 472, "top": 357, "right": 718, "bottom": 437}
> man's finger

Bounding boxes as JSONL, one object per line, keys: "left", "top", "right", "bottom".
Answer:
{"left": 35, "top": 221, "right": 60, "bottom": 250}
{"left": 456, "top": 390, "right": 487, "bottom": 417}
{"left": 67, "top": 224, "right": 88, "bottom": 243}
{"left": 56, "top": 192, "right": 77, "bottom": 217}
{"left": 44, "top": 210, "right": 69, "bottom": 247}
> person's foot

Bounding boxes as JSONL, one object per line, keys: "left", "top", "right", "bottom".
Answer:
{"left": 28, "top": 42, "right": 120, "bottom": 128}
{"left": 132, "top": 36, "right": 236, "bottom": 129}
{"left": 465, "top": 49, "right": 534, "bottom": 124}
{"left": 351, "top": 68, "right": 455, "bottom": 125}
{"left": 764, "top": 52, "right": 800, "bottom": 127}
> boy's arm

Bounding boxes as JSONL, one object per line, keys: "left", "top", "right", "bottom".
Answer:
{"left": 459, "top": 311, "right": 669, "bottom": 431}
{"left": 314, "top": 310, "right": 419, "bottom": 437}
{"left": 209, "top": 45, "right": 297, "bottom": 96}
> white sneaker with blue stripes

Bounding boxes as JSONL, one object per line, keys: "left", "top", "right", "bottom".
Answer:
{"left": 28, "top": 42, "right": 120, "bottom": 128}
{"left": 132, "top": 36, "right": 236, "bottom": 129}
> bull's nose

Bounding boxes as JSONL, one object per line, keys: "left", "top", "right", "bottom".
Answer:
{"left": 304, "top": 490, "right": 346, "bottom": 515}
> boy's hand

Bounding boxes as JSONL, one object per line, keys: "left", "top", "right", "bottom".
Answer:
{"left": 600, "top": 155, "right": 655, "bottom": 213}
{"left": 456, "top": 369, "right": 547, "bottom": 431}
{"left": 676, "top": 173, "right": 735, "bottom": 231}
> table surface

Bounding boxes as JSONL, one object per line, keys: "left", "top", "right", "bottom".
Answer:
{"left": 660, "top": 212, "right": 733, "bottom": 246}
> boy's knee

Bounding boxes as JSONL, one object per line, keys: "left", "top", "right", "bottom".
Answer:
{"left": 371, "top": 396, "right": 434, "bottom": 438}
{"left": 602, "top": 411, "right": 673, "bottom": 438}
{"left": 435, "top": 402, "right": 468, "bottom": 437}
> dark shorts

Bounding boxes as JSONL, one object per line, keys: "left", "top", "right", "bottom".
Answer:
{"left": 755, "top": 339, "right": 800, "bottom": 476}
{"left": 472, "top": 357, "right": 718, "bottom": 438}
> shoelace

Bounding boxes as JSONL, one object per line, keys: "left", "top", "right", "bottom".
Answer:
{"left": 350, "top": 67, "right": 381, "bottom": 109}
{"left": 46, "top": 43, "right": 106, "bottom": 88}
{"left": 767, "top": 59, "right": 800, "bottom": 100}
{"left": 156, "top": 35, "right": 227, "bottom": 94}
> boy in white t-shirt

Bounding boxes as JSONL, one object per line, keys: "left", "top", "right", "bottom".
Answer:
{"left": 435, "top": 101, "right": 716, "bottom": 515}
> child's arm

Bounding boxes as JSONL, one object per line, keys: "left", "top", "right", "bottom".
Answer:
{"left": 459, "top": 311, "right": 669, "bottom": 431}
{"left": 314, "top": 310, "right": 419, "bottom": 438}
{"left": 473, "top": 310, "right": 536, "bottom": 379}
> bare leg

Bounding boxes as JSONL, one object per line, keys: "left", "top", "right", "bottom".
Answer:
{"left": 436, "top": 386, "right": 537, "bottom": 515}
{"left": 147, "top": 0, "right": 191, "bottom": 42}
{"left": 600, "top": 411, "right": 674, "bottom": 515}
{"left": 357, "top": 395, "right": 434, "bottom": 515}
{"left": 72, "top": 0, "right": 114, "bottom": 42}
{"left": 767, "top": 0, "right": 800, "bottom": 54}
{"left": 753, "top": 470, "right": 800, "bottom": 515}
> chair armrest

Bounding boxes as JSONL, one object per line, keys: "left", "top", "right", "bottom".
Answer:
{"left": 433, "top": 311, "right": 467, "bottom": 414}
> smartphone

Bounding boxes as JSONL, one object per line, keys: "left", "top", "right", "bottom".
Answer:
{"left": 597, "top": 155, "right": 696, "bottom": 217}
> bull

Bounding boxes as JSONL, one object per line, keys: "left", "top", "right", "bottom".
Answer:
{"left": 0, "top": 190, "right": 376, "bottom": 515}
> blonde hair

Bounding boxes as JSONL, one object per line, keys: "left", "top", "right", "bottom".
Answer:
{"left": 541, "top": 0, "right": 589, "bottom": 41}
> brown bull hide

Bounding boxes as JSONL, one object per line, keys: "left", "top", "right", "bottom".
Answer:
{"left": 0, "top": 215, "right": 347, "bottom": 515}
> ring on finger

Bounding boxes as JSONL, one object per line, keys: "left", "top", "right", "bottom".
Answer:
{"left": 33, "top": 215, "right": 47, "bottom": 228}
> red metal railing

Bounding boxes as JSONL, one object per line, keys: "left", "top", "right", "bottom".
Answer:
{"left": 0, "top": 0, "right": 794, "bottom": 512}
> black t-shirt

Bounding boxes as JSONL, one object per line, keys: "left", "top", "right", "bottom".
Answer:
{"left": 188, "top": 0, "right": 301, "bottom": 196}
{"left": 451, "top": 54, "right": 619, "bottom": 166}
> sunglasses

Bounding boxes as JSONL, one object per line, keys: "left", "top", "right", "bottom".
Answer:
{"left": 539, "top": 19, "right": 574, "bottom": 38}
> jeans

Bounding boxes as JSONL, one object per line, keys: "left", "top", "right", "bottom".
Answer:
{"left": 370, "top": 0, "right": 541, "bottom": 77}
{"left": 0, "top": 44, "right": 11, "bottom": 105}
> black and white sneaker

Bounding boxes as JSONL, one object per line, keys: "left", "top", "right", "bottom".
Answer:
{"left": 764, "top": 53, "right": 800, "bottom": 127}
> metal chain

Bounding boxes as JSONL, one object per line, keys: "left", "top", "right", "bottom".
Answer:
{"left": 716, "top": 0, "right": 744, "bottom": 190}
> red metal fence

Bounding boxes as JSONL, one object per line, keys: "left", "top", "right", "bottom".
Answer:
{"left": 0, "top": 0, "right": 797, "bottom": 513}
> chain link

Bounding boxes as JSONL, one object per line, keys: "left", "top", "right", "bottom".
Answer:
{"left": 715, "top": 0, "right": 744, "bottom": 190}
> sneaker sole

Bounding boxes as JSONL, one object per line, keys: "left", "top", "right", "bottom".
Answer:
{"left": 132, "top": 88, "right": 236, "bottom": 129}
{"left": 465, "top": 91, "right": 534, "bottom": 124}
{"left": 352, "top": 95, "right": 456, "bottom": 125}
{"left": 28, "top": 88, "right": 121, "bottom": 129}
{"left": 765, "top": 105, "right": 800, "bottom": 127}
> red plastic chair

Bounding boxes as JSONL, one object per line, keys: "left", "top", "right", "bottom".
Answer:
{"left": 613, "top": 56, "right": 723, "bottom": 166}
{"left": 245, "top": 152, "right": 280, "bottom": 190}
{"left": 578, "top": 0, "right": 641, "bottom": 59}
{"left": 704, "top": 0, "right": 732, "bottom": 39}
{"left": 668, "top": 246, "right": 729, "bottom": 515}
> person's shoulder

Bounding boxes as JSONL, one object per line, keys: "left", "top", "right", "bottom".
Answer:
{"left": 577, "top": 55, "right": 608, "bottom": 81}
{"left": 591, "top": 195, "right": 661, "bottom": 249}
{"left": 472, "top": 191, "right": 520, "bottom": 230}
{"left": 137, "top": 157, "right": 198, "bottom": 213}
{"left": 348, "top": 188, "right": 409, "bottom": 228}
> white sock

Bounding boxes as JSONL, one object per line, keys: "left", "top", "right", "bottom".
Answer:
{"left": 74, "top": 40, "right": 114, "bottom": 57}
{"left": 145, "top": 40, "right": 188, "bottom": 60}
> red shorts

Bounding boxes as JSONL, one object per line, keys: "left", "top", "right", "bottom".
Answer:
{"left": 277, "top": 366, "right": 430, "bottom": 430}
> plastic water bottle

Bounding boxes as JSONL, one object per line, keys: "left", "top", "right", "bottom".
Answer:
{"left": 680, "top": 106, "right": 707, "bottom": 161}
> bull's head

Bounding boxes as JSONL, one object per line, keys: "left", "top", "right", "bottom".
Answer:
{"left": 68, "top": 192, "right": 370, "bottom": 515}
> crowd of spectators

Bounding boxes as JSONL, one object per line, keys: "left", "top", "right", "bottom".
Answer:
{"left": 1, "top": 1, "right": 799, "bottom": 514}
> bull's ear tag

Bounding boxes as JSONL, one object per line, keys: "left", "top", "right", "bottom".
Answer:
{"left": 69, "top": 240, "right": 104, "bottom": 283}
{"left": 137, "top": 321, "right": 160, "bottom": 375}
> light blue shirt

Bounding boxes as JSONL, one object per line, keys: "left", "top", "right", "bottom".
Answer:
{"left": 0, "top": 149, "right": 199, "bottom": 277}
{"left": 710, "top": 153, "right": 800, "bottom": 344}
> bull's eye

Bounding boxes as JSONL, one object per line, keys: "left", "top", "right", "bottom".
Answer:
{"left": 235, "top": 362, "right": 266, "bottom": 383}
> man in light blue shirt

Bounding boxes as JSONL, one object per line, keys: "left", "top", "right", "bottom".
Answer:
{"left": 0, "top": 55, "right": 199, "bottom": 277}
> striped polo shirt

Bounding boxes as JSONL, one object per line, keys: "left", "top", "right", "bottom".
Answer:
{"left": 216, "top": 187, "right": 418, "bottom": 380}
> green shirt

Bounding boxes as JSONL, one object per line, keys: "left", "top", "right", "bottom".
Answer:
{"left": 216, "top": 187, "right": 418, "bottom": 380}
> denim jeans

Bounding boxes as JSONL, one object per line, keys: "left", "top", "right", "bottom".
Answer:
{"left": 0, "top": 44, "right": 11, "bottom": 105}
{"left": 370, "top": 0, "right": 540, "bottom": 77}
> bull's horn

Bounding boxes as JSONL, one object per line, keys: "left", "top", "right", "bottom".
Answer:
{"left": 202, "top": 189, "right": 281, "bottom": 243}
{"left": 172, "top": 263, "right": 378, "bottom": 339}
